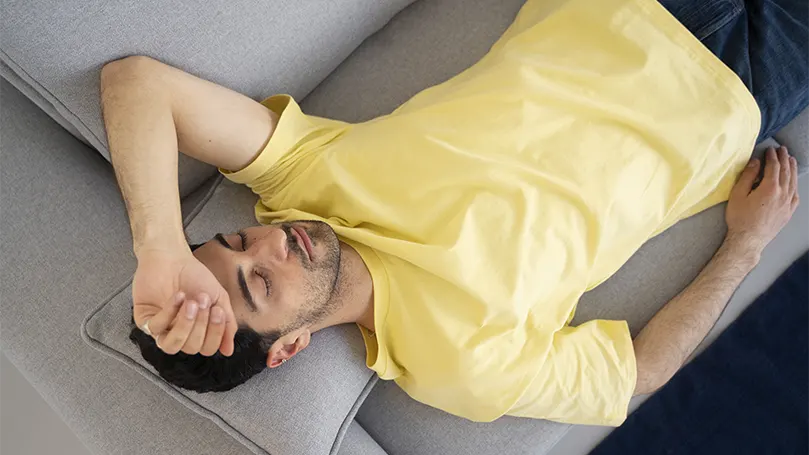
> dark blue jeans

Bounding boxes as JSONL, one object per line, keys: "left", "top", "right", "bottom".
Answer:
{"left": 660, "top": 0, "right": 809, "bottom": 142}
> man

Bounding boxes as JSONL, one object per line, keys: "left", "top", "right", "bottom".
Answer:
{"left": 103, "top": 0, "right": 807, "bottom": 426}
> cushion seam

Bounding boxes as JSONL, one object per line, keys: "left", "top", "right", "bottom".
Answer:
{"left": 183, "top": 174, "right": 225, "bottom": 227}
{"left": 330, "top": 373, "right": 381, "bottom": 455}
{"left": 0, "top": 48, "right": 108, "bottom": 153}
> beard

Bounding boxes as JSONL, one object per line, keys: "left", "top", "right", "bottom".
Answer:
{"left": 279, "top": 221, "right": 342, "bottom": 328}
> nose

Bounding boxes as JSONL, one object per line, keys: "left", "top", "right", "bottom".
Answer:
{"left": 251, "top": 227, "right": 289, "bottom": 263}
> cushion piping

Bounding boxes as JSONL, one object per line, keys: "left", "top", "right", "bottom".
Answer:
{"left": 81, "top": 173, "right": 274, "bottom": 454}
{"left": 330, "top": 374, "right": 380, "bottom": 455}
{"left": 0, "top": 49, "right": 108, "bottom": 154}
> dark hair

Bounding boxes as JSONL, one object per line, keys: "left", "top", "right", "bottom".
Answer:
{"left": 128, "top": 242, "right": 280, "bottom": 393}
{"left": 129, "top": 323, "right": 279, "bottom": 393}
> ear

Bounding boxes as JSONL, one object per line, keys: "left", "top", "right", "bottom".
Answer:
{"left": 266, "top": 329, "right": 311, "bottom": 368}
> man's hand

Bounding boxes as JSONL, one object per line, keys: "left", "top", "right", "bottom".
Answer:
{"left": 726, "top": 146, "right": 800, "bottom": 257}
{"left": 133, "top": 247, "right": 238, "bottom": 356}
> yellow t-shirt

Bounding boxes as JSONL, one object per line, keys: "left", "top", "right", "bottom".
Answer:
{"left": 221, "top": 0, "right": 759, "bottom": 426}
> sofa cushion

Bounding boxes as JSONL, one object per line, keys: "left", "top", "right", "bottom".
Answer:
{"left": 0, "top": 79, "right": 257, "bottom": 455}
{"left": 83, "top": 179, "right": 377, "bottom": 455}
{"left": 0, "top": 0, "right": 415, "bottom": 196}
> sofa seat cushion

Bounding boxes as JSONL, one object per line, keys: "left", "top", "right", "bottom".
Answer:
{"left": 83, "top": 180, "right": 378, "bottom": 455}
{"left": 0, "top": 0, "right": 415, "bottom": 196}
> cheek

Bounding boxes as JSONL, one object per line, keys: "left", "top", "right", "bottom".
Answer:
{"left": 274, "top": 266, "right": 325, "bottom": 317}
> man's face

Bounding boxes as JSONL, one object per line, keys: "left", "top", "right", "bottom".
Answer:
{"left": 193, "top": 221, "right": 341, "bottom": 335}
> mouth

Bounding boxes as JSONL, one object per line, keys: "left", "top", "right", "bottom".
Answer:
{"left": 291, "top": 225, "right": 314, "bottom": 262}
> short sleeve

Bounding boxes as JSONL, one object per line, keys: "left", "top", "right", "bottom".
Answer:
{"left": 508, "top": 320, "right": 637, "bottom": 426}
{"left": 218, "top": 95, "right": 349, "bottom": 196}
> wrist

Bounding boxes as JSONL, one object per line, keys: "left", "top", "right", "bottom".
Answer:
{"left": 721, "top": 231, "right": 763, "bottom": 268}
{"left": 132, "top": 221, "right": 190, "bottom": 260}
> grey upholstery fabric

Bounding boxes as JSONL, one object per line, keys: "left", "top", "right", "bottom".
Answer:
{"left": 0, "top": 0, "right": 415, "bottom": 197}
{"left": 302, "top": 0, "right": 526, "bottom": 120}
{"left": 358, "top": 380, "right": 569, "bottom": 455}
{"left": 83, "top": 179, "right": 378, "bottom": 455}
{"left": 0, "top": 80, "right": 256, "bottom": 455}
{"left": 338, "top": 422, "right": 389, "bottom": 455}
{"left": 775, "top": 107, "right": 809, "bottom": 174}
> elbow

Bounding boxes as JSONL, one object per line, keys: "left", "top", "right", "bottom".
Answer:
{"left": 100, "top": 55, "right": 160, "bottom": 96}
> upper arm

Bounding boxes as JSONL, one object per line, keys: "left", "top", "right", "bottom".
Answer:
{"left": 101, "top": 55, "right": 277, "bottom": 172}
{"left": 507, "top": 320, "right": 637, "bottom": 426}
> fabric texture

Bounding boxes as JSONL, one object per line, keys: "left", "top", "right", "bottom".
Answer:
{"left": 591, "top": 252, "right": 809, "bottom": 455}
{"left": 0, "top": 0, "right": 415, "bottom": 197}
{"left": 0, "top": 80, "right": 257, "bottom": 455}
{"left": 82, "top": 179, "right": 378, "bottom": 455}
{"left": 220, "top": 0, "right": 759, "bottom": 426}
{"left": 337, "top": 422, "right": 390, "bottom": 455}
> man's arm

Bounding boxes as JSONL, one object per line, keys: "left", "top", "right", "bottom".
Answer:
{"left": 100, "top": 55, "right": 277, "bottom": 355}
{"left": 632, "top": 147, "right": 800, "bottom": 395}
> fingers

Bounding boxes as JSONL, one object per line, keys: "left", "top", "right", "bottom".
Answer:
{"left": 778, "top": 146, "right": 791, "bottom": 190}
{"left": 140, "top": 292, "right": 185, "bottom": 336}
{"left": 200, "top": 306, "right": 227, "bottom": 356}
{"left": 157, "top": 299, "right": 200, "bottom": 354}
{"left": 733, "top": 157, "right": 760, "bottom": 197}
{"left": 212, "top": 292, "right": 237, "bottom": 357}
{"left": 180, "top": 304, "right": 210, "bottom": 355}
{"left": 763, "top": 147, "right": 780, "bottom": 187}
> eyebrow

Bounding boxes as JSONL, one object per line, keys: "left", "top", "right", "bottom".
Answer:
{"left": 237, "top": 266, "right": 258, "bottom": 313}
{"left": 213, "top": 233, "right": 258, "bottom": 313}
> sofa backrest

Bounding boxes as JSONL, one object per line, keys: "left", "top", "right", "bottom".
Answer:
{"left": 0, "top": 0, "right": 416, "bottom": 196}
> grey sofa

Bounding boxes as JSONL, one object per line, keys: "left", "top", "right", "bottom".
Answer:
{"left": 2, "top": 1, "right": 807, "bottom": 454}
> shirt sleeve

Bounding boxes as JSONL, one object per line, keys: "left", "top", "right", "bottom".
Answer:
{"left": 218, "top": 95, "right": 349, "bottom": 199}
{"left": 507, "top": 319, "right": 637, "bottom": 426}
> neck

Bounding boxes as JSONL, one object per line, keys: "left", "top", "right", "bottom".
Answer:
{"left": 309, "top": 241, "right": 375, "bottom": 333}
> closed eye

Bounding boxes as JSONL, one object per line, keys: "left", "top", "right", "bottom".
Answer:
{"left": 256, "top": 269, "right": 271, "bottom": 297}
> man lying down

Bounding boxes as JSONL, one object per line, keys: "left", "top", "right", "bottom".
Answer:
{"left": 103, "top": 0, "right": 807, "bottom": 426}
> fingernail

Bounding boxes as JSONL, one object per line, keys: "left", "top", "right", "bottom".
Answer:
{"left": 175, "top": 292, "right": 185, "bottom": 304}
{"left": 211, "top": 307, "right": 223, "bottom": 323}
{"left": 199, "top": 294, "right": 210, "bottom": 310}
{"left": 748, "top": 159, "right": 758, "bottom": 167}
{"left": 186, "top": 302, "right": 198, "bottom": 319}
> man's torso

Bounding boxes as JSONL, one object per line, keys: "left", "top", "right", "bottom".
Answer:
{"left": 223, "top": 0, "right": 760, "bottom": 424}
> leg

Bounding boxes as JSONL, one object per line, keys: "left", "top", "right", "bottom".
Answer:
{"left": 660, "top": 0, "right": 809, "bottom": 141}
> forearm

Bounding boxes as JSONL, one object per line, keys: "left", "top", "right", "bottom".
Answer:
{"left": 101, "top": 58, "right": 187, "bottom": 257}
{"left": 101, "top": 56, "right": 276, "bottom": 257}
{"left": 632, "top": 234, "right": 760, "bottom": 394}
